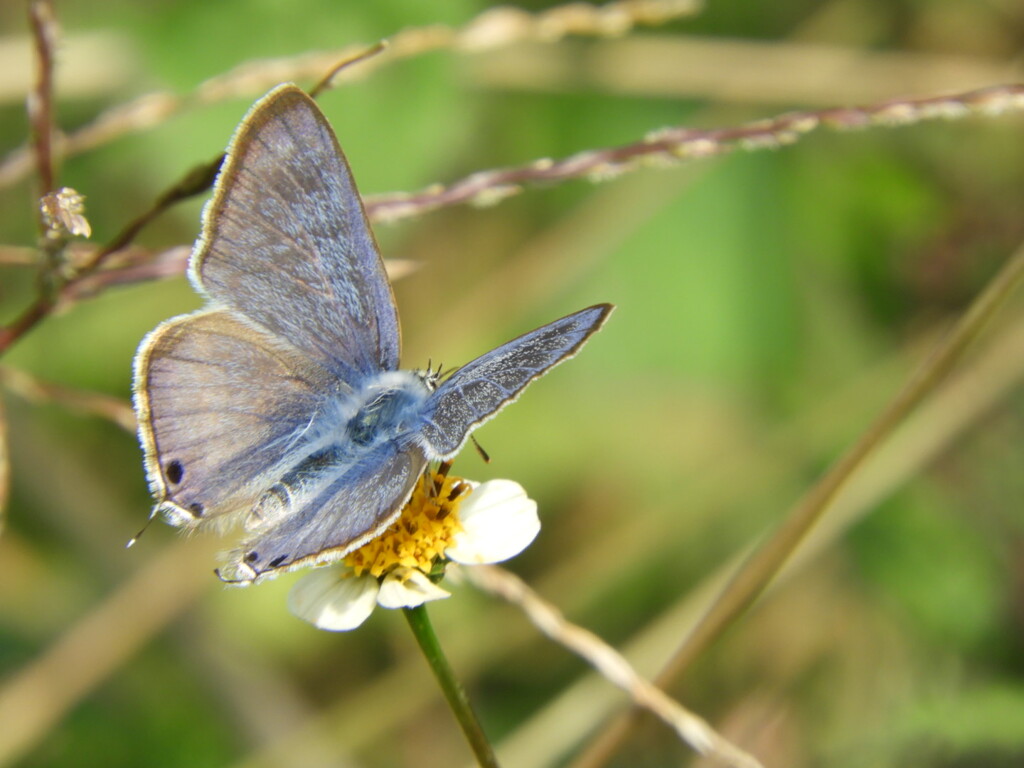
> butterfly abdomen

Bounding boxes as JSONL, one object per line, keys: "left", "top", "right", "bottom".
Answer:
{"left": 248, "top": 443, "right": 350, "bottom": 530}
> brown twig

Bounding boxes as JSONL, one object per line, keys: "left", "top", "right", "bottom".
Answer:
{"left": 0, "top": 366, "right": 136, "bottom": 433}
{"left": 363, "top": 82, "right": 1024, "bottom": 222}
{"left": 308, "top": 41, "right": 388, "bottom": 98}
{"left": 2, "top": 82, "right": 1022, "bottom": 357}
{"left": 0, "top": 0, "right": 702, "bottom": 189}
{"left": 26, "top": 0, "right": 57, "bottom": 203}
{"left": 65, "top": 29, "right": 371, "bottom": 281}
{"left": 23, "top": 0, "right": 65, "bottom": 331}
{"left": 0, "top": 156, "right": 221, "bottom": 356}
{"left": 56, "top": 246, "right": 192, "bottom": 304}
{"left": 0, "top": 246, "right": 39, "bottom": 266}
{"left": 0, "top": 43, "right": 392, "bottom": 358}
{"left": 464, "top": 565, "right": 763, "bottom": 768}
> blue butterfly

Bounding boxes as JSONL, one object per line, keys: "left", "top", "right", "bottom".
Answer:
{"left": 133, "top": 84, "right": 612, "bottom": 584}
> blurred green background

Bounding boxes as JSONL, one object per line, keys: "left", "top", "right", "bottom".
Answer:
{"left": 1, "top": 1, "right": 1023, "bottom": 767}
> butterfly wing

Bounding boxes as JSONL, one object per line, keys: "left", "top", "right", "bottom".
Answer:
{"left": 135, "top": 84, "right": 608, "bottom": 580}
{"left": 135, "top": 84, "right": 403, "bottom": 534}
{"left": 218, "top": 440, "right": 428, "bottom": 583}
{"left": 191, "top": 84, "right": 400, "bottom": 379}
{"left": 134, "top": 309, "right": 334, "bottom": 528}
{"left": 419, "top": 304, "right": 613, "bottom": 459}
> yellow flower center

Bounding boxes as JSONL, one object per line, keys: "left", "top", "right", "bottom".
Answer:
{"left": 343, "top": 470, "right": 470, "bottom": 580}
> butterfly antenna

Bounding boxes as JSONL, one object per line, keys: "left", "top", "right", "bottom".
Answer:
{"left": 471, "top": 436, "right": 491, "bottom": 464}
{"left": 126, "top": 510, "right": 158, "bottom": 548}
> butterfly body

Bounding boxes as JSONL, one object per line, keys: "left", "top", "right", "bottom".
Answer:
{"left": 133, "top": 84, "right": 612, "bottom": 585}
{"left": 345, "top": 370, "right": 434, "bottom": 448}
{"left": 247, "top": 370, "right": 432, "bottom": 531}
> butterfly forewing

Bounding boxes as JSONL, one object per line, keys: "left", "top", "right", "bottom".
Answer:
{"left": 193, "top": 85, "right": 400, "bottom": 380}
{"left": 419, "top": 304, "right": 613, "bottom": 459}
{"left": 134, "top": 309, "right": 333, "bottom": 527}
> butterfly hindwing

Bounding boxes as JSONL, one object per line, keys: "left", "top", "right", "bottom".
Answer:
{"left": 419, "top": 304, "right": 613, "bottom": 459}
{"left": 219, "top": 439, "right": 429, "bottom": 582}
{"left": 134, "top": 308, "right": 334, "bottom": 528}
{"left": 192, "top": 84, "right": 400, "bottom": 380}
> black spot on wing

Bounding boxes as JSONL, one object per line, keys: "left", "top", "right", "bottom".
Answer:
{"left": 165, "top": 460, "right": 184, "bottom": 485}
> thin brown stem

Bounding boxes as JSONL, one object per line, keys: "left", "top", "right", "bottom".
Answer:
{"left": 3, "top": 83, "right": 1021, "bottom": 357}
{"left": 0, "top": 0, "right": 702, "bottom": 190}
{"left": 27, "top": 0, "right": 57, "bottom": 203}
{"left": 308, "top": 42, "right": 387, "bottom": 98}
{"left": 0, "top": 157, "right": 221, "bottom": 356}
{"left": 364, "top": 83, "right": 1024, "bottom": 222}
{"left": 467, "top": 566, "right": 763, "bottom": 768}
{"left": 0, "top": 367, "right": 136, "bottom": 433}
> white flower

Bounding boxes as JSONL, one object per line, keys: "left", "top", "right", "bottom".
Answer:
{"left": 288, "top": 478, "right": 539, "bottom": 631}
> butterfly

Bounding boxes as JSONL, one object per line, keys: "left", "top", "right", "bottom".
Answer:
{"left": 132, "top": 84, "right": 612, "bottom": 585}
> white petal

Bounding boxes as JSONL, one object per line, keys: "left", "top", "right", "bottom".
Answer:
{"left": 377, "top": 569, "right": 450, "bottom": 608}
{"left": 287, "top": 568, "right": 379, "bottom": 631}
{"left": 446, "top": 479, "right": 539, "bottom": 564}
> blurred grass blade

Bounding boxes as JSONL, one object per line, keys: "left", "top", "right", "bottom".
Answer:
{"left": 572, "top": 241, "right": 1024, "bottom": 767}
{"left": 0, "top": 396, "right": 7, "bottom": 536}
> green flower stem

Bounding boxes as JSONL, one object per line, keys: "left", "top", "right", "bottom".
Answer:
{"left": 403, "top": 604, "right": 500, "bottom": 768}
